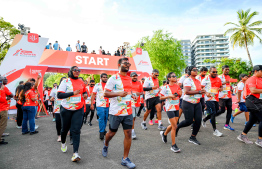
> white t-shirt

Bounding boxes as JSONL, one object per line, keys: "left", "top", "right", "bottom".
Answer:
{"left": 93, "top": 83, "right": 109, "bottom": 107}
{"left": 76, "top": 43, "right": 81, "bottom": 51}
{"left": 160, "top": 85, "right": 180, "bottom": 111}
{"left": 183, "top": 77, "right": 201, "bottom": 104}
{"left": 237, "top": 81, "right": 245, "bottom": 103}
{"left": 44, "top": 90, "right": 49, "bottom": 100}
{"left": 50, "top": 87, "right": 62, "bottom": 113}
{"left": 105, "top": 74, "right": 132, "bottom": 116}
{"left": 178, "top": 74, "right": 189, "bottom": 99}
{"left": 143, "top": 77, "right": 159, "bottom": 100}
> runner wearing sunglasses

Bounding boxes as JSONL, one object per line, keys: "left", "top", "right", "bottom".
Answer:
{"left": 141, "top": 69, "right": 166, "bottom": 131}
{"left": 176, "top": 66, "right": 205, "bottom": 145}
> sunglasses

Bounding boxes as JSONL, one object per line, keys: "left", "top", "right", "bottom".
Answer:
{"left": 72, "top": 69, "right": 81, "bottom": 72}
{"left": 154, "top": 75, "right": 159, "bottom": 77}
{"left": 212, "top": 71, "right": 218, "bottom": 73}
{"left": 192, "top": 69, "right": 198, "bottom": 72}
{"left": 171, "top": 75, "right": 177, "bottom": 78}
{"left": 122, "top": 62, "right": 131, "bottom": 66}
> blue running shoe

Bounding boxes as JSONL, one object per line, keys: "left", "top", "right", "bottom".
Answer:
{"left": 224, "top": 125, "right": 235, "bottom": 131}
{"left": 121, "top": 157, "right": 136, "bottom": 169}
{"left": 102, "top": 143, "right": 108, "bottom": 157}
{"left": 231, "top": 115, "right": 235, "bottom": 123}
{"left": 253, "top": 124, "right": 256, "bottom": 127}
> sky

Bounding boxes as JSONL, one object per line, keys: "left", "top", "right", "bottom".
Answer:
{"left": 1, "top": 0, "right": 262, "bottom": 64}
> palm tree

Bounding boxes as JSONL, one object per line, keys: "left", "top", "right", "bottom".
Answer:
{"left": 224, "top": 9, "right": 262, "bottom": 66}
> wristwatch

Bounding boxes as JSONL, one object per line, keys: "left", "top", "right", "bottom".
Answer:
{"left": 198, "top": 91, "right": 201, "bottom": 94}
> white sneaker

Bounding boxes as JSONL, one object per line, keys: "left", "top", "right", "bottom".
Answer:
{"left": 16, "top": 126, "right": 22, "bottom": 129}
{"left": 141, "top": 122, "right": 147, "bottom": 130}
{"left": 61, "top": 143, "right": 67, "bottom": 153}
{"left": 202, "top": 119, "right": 206, "bottom": 128}
{"left": 71, "top": 153, "right": 81, "bottom": 162}
{"left": 132, "top": 131, "right": 136, "bottom": 139}
{"left": 35, "top": 125, "right": 39, "bottom": 130}
{"left": 213, "top": 129, "right": 223, "bottom": 137}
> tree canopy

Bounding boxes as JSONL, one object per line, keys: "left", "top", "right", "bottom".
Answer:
{"left": 204, "top": 57, "right": 253, "bottom": 80}
{"left": 0, "top": 17, "right": 20, "bottom": 63}
{"left": 224, "top": 9, "right": 262, "bottom": 66}
{"left": 133, "top": 30, "right": 186, "bottom": 82}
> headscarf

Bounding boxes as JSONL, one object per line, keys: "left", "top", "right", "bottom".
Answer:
{"left": 68, "top": 66, "right": 79, "bottom": 79}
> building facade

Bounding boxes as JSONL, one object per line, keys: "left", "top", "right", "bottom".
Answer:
{"left": 181, "top": 40, "right": 192, "bottom": 66}
{"left": 191, "top": 34, "right": 229, "bottom": 69}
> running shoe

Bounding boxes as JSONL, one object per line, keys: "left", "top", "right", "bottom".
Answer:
{"left": 188, "top": 136, "right": 201, "bottom": 145}
{"left": 61, "top": 143, "right": 67, "bottom": 153}
{"left": 83, "top": 118, "right": 87, "bottom": 124}
{"left": 231, "top": 115, "right": 235, "bottom": 123}
{"left": 57, "top": 136, "right": 61, "bottom": 142}
{"left": 30, "top": 131, "right": 39, "bottom": 135}
{"left": 0, "top": 140, "right": 8, "bottom": 145}
{"left": 121, "top": 157, "right": 136, "bottom": 169}
{"left": 170, "top": 144, "right": 181, "bottom": 153}
{"left": 35, "top": 125, "right": 39, "bottom": 130}
{"left": 202, "top": 119, "right": 206, "bottom": 128}
{"left": 141, "top": 122, "right": 147, "bottom": 130}
{"left": 132, "top": 131, "right": 136, "bottom": 140}
{"left": 237, "top": 134, "right": 253, "bottom": 144}
{"left": 71, "top": 153, "right": 81, "bottom": 162}
{"left": 2, "top": 133, "right": 9, "bottom": 137}
{"left": 255, "top": 139, "right": 262, "bottom": 148}
{"left": 88, "top": 122, "right": 92, "bottom": 126}
{"left": 16, "top": 126, "right": 22, "bottom": 129}
{"left": 213, "top": 129, "right": 223, "bottom": 137}
{"left": 158, "top": 124, "right": 166, "bottom": 131}
{"left": 155, "top": 119, "right": 158, "bottom": 124}
{"left": 160, "top": 131, "right": 167, "bottom": 143}
{"left": 52, "top": 118, "right": 55, "bottom": 122}
{"left": 224, "top": 124, "right": 235, "bottom": 131}
{"left": 149, "top": 120, "right": 153, "bottom": 125}
{"left": 235, "top": 108, "right": 238, "bottom": 113}
{"left": 253, "top": 124, "right": 256, "bottom": 127}
{"left": 191, "top": 123, "right": 193, "bottom": 131}
{"left": 102, "top": 143, "right": 108, "bottom": 157}
{"left": 22, "top": 131, "right": 29, "bottom": 135}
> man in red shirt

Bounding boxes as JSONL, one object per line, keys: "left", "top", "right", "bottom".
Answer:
{"left": 83, "top": 80, "right": 96, "bottom": 125}
{"left": 137, "top": 78, "right": 145, "bottom": 117}
{"left": 238, "top": 65, "right": 262, "bottom": 147}
{"left": 201, "top": 67, "right": 223, "bottom": 137}
{"left": 130, "top": 72, "right": 143, "bottom": 139}
{"left": 0, "top": 76, "right": 13, "bottom": 145}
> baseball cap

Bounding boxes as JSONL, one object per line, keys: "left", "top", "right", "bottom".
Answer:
{"left": 141, "top": 78, "right": 145, "bottom": 80}
{"left": 130, "top": 72, "right": 138, "bottom": 77}
{"left": 252, "top": 65, "right": 262, "bottom": 72}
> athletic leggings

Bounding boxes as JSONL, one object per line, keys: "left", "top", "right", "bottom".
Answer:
{"left": 137, "top": 103, "right": 144, "bottom": 117}
{"left": 55, "top": 113, "right": 61, "bottom": 135}
{"left": 16, "top": 103, "right": 23, "bottom": 126}
{"left": 177, "top": 101, "right": 202, "bottom": 136}
{"left": 216, "top": 98, "right": 232, "bottom": 125}
{"left": 200, "top": 98, "right": 205, "bottom": 115}
{"left": 84, "top": 104, "right": 95, "bottom": 122}
{"left": 60, "top": 106, "right": 84, "bottom": 153}
{"left": 243, "top": 111, "right": 262, "bottom": 137}
{"left": 203, "top": 101, "right": 219, "bottom": 130}
{"left": 150, "top": 106, "right": 157, "bottom": 120}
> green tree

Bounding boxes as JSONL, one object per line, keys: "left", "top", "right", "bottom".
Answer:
{"left": 204, "top": 57, "right": 253, "bottom": 80}
{"left": 224, "top": 9, "right": 262, "bottom": 66}
{"left": 133, "top": 30, "right": 186, "bottom": 81}
{"left": 0, "top": 17, "right": 20, "bottom": 62}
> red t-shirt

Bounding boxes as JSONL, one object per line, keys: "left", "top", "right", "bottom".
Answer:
{"left": 24, "top": 89, "right": 36, "bottom": 107}
{"left": 71, "top": 79, "right": 87, "bottom": 109}
{"left": 131, "top": 81, "right": 143, "bottom": 107}
{"left": 210, "top": 76, "right": 222, "bottom": 101}
{"left": 244, "top": 76, "right": 262, "bottom": 99}
{"left": 224, "top": 74, "right": 232, "bottom": 98}
{"left": 141, "top": 82, "right": 144, "bottom": 103}
{"left": 169, "top": 83, "right": 181, "bottom": 95}
{"left": 0, "top": 86, "right": 12, "bottom": 111}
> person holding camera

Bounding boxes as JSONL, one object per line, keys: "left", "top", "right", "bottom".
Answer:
{"left": 57, "top": 66, "right": 87, "bottom": 162}
{"left": 176, "top": 66, "right": 205, "bottom": 146}
{"left": 159, "top": 72, "right": 182, "bottom": 152}
{"left": 237, "top": 65, "right": 262, "bottom": 147}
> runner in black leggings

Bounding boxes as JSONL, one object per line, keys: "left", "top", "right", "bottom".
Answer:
{"left": 176, "top": 66, "right": 205, "bottom": 145}
{"left": 57, "top": 66, "right": 87, "bottom": 162}
{"left": 237, "top": 65, "right": 262, "bottom": 147}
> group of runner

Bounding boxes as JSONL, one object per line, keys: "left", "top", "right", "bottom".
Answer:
{"left": 7, "top": 57, "right": 262, "bottom": 169}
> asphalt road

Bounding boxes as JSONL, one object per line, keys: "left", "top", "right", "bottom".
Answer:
{"left": 0, "top": 110, "right": 261, "bottom": 169}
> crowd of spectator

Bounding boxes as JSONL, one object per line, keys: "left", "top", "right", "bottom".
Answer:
{"left": 45, "top": 40, "right": 127, "bottom": 57}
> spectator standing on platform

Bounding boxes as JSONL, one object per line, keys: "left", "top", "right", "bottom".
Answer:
{"left": 122, "top": 46, "right": 125, "bottom": 56}
{"left": 76, "top": 40, "right": 81, "bottom": 52}
{"left": 114, "top": 51, "right": 117, "bottom": 56}
{"left": 46, "top": 43, "right": 52, "bottom": 49}
{"left": 98, "top": 46, "right": 102, "bottom": 55}
{"left": 81, "top": 42, "right": 87, "bottom": 53}
{"left": 66, "top": 45, "right": 72, "bottom": 52}
{"left": 107, "top": 51, "right": 111, "bottom": 55}
{"left": 53, "top": 41, "right": 59, "bottom": 50}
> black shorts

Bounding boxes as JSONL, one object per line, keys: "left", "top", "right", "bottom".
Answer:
{"left": 146, "top": 97, "right": 161, "bottom": 110}
{"left": 167, "top": 110, "right": 179, "bottom": 119}
{"left": 109, "top": 114, "right": 133, "bottom": 132}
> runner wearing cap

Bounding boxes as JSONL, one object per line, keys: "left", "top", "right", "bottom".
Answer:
{"left": 130, "top": 72, "right": 143, "bottom": 139}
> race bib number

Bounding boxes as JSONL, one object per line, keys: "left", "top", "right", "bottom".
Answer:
{"left": 170, "top": 99, "right": 179, "bottom": 105}
{"left": 225, "top": 86, "right": 230, "bottom": 91}
{"left": 153, "top": 89, "right": 159, "bottom": 94}
{"left": 194, "top": 94, "right": 202, "bottom": 99}
{"left": 210, "top": 87, "right": 218, "bottom": 94}
{"left": 70, "top": 94, "right": 81, "bottom": 103}
{"left": 122, "top": 94, "right": 131, "bottom": 101}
